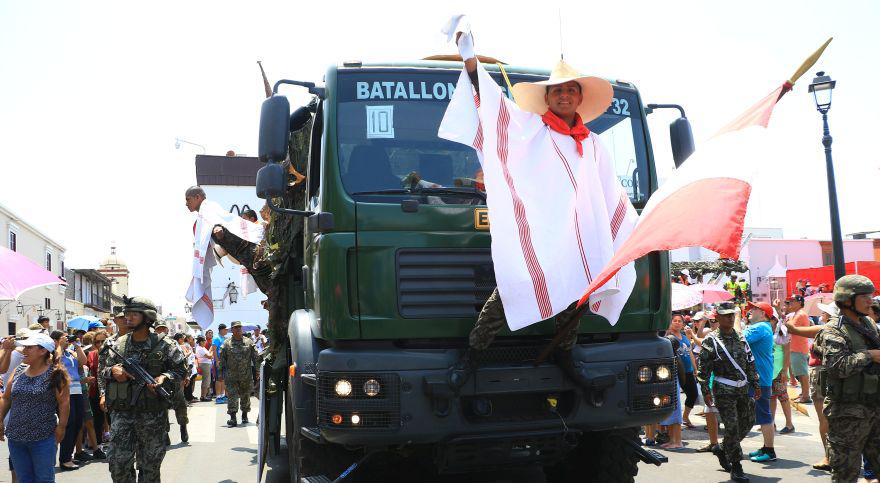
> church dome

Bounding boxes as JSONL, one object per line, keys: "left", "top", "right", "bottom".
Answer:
{"left": 100, "top": 244, "right": 128, "bottom": 269}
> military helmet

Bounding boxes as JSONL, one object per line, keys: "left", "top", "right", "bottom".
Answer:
{"left": 122, "top": 296, "right": 159, "bottom": 324}
{"left": 715, "top": 301, "right": 737, "bottom": 315}
{"left": 833, "top": 275, "right": 875, "bottom": 303}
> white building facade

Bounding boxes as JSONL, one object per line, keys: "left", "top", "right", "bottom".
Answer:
{"left": 1, "top": 203, "right": 67, "bottom": 336}
{"left": 195, "top": 154, "right": 268, "bottom": 333}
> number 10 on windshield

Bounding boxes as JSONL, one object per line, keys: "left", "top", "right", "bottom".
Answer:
{"left": 366, "top": 105, "right": 395, "bottom": 139}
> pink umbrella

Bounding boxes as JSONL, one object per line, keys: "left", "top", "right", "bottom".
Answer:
{"left": 804, "top": 292, "right": 834, "bottom": 317}
{"left": 690, "top": 283, "right": 734, "bottom": 304}
{"left": 0, "top": 246, "right": 66, "bottom": 300}
{"left": 672, "top": 283, "right": 703, "bottom": 311}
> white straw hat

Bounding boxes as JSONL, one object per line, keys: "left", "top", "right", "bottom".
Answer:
{"left": 511, "top": 59, "right": 613, "bottom": 123}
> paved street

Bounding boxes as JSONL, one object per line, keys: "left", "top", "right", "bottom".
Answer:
{"left": 639, "top": 399, "right": 829, "bottom": 483}
{"left": 0, "top": 392, "right": 837, "bottom": 483}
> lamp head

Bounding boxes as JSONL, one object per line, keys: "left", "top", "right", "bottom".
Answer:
{"left": 808, "top": 71, "right": 835, "bottom": 112}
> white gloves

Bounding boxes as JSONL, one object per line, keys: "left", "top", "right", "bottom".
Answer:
{"left": 442, "top": 14, "right": 475, "bottom": 61}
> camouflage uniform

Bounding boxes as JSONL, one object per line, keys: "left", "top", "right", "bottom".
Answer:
{"left": 821, "top": 320, "right": 880, "bottom": 481}
{"left": 697, "top": 326, "right": 759, "bottom": 467}
{"left": 814, "top": 275, "right": 880, "bottom": 483}
{"left": 219, "top": 323, "right": 258, "bottom": 421}
{"left": 469, "top": 287, "right": 580, "bottom": 350}
{"left": 101, "top": 298, "right": 187, "bottom": 483}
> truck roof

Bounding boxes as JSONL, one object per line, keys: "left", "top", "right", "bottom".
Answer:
{"left": 336, "top": 58, "right": 636, "bottom": 90}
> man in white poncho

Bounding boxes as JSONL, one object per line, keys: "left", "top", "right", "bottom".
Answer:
{"left": 438, "top": 16, "right": 638, "bottom": 391}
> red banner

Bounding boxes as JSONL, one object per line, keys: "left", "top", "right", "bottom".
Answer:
{"left": 786, "top": 261, "right": 880, "bottom": 296}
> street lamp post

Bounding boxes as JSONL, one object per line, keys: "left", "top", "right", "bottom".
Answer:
{"left": 809, "top": 71, "right": 845, "bottom": 280}
{"left": 175, "top": 137, "right": 207, "bottom": 154}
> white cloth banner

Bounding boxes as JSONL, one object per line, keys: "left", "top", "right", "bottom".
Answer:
{"left": 438, "top": 44, "right": 637, "bottom": 330}
{"left": 186, "top": 200, "right": 264, "bottom": 329}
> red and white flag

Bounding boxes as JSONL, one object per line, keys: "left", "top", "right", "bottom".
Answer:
{"left": 439, "top": 30, "right": 637, "bottom": 330}
{"left": 186, "top": 200, "right": 264, "bottom": 329}
{"left": 576, "top": 39, "right": 833, "bottom": 308}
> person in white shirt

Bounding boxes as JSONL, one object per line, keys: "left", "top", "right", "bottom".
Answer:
{"left": 195, "top": 336, "right": 214, "bottom": 401}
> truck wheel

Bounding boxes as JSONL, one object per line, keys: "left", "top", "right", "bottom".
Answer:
{"left": 543, "top": 428, "right": 640, "bottom": 483}
{"left": 285, "top": 387, "right": 307, "bottom": 483}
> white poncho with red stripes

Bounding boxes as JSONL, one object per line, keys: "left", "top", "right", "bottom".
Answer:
{"left": 438, "top": 61, "right": 637, "bottom": 330}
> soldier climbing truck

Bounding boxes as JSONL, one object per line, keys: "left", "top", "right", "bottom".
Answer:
{"left": 253, "top": 54, "right": 696, "bottom": 482}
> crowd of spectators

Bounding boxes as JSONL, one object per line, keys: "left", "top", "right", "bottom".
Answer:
{"left": 0, "top": 315, "right": 268, "bottom": 481}
{"left": 648, "top": 283, "right": 880, "bottom": 481}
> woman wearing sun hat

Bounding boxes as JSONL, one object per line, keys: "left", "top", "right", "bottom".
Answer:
{"left": 0, "top": 331, "right": 71, "bottom": 482}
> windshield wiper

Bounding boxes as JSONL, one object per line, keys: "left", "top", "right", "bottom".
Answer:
{"left": 351, "top": 187, "right": 486, "bottom": 201}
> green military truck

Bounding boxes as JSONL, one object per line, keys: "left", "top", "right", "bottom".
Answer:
{"left": 254, "top": 55, "right": 695, "bottom": 482}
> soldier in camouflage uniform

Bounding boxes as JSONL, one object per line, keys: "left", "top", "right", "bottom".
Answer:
{"left": 101, "top": 297, "right": 187, "bottom": 483}
{"left": 449, "top": 288, "right": 589, "bottom": 390}
{"left": 165, "top": 328, "right": 189, "bottom": 443}
{"left": 219, "top": 320, "right": 258, "bottom": 427}
{"left": 816, "top": 275, "right": 880, "bottom": 483}
{"left": 697, "top": 302, "right": 760, "bottom": 483}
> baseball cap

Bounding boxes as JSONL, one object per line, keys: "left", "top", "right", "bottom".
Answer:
{"left": 692, "top": 311, "right": 706, "bottom": 321}
{"left": 16, "top": 332, "right": 56, "bottom": 352}
{"left": 746, "top": 301, "right": 774, "bottom": 320}
{"left": 37, "top": 315, "right": 50, "bottom": 323}
{"left": 218, "top": 323, "right": 228, "bottom": 330}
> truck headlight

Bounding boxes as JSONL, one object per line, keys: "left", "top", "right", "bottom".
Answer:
{"left": 335, "top": 379, "right": 352, "bottom": 397}
{"left": 638, "top": 366, "right": 653, "bottom": 383}
{"left": 656, "top": 365, "right": 671, "bottom": 381}
{"left": 363, "top": 379, "right": 381, "bottom": 397}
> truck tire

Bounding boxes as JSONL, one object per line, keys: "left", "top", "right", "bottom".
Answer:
{"left": 285, "top": 385, "right": 360, "bottom": 482}
{"left": 543, "top": 428, "right": 640, "bottom": 483}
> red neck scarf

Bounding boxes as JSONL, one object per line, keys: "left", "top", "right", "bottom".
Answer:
{"left": 542, "top": 110, "right": 590, "bottom": 157}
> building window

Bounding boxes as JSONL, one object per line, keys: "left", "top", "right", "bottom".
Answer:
{"left": 8, "top": 231, "right": 16, "bottom": 252}
{"left": 45, "top": 298, "right": 51, "bottom": 310}
{"left": 46, "top": 251, "right": 52, "bottom": 272}
{"left": 7, "top": 322, "right": 14, "bottom": 337}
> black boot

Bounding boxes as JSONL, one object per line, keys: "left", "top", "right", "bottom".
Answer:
{"left": 554, "top": 349, "right": 592, "bottom": 389}
{"left": 448, "top": 348, "right": 479, "bottom": 391}
{"left": 712, "top": 444, "right": 731, "bottom": 472}
{"left": 227, "top": 413, "right": 238, "bottom": 427}
{"left": 180, "top": 424, "right": 189, "bottom": 443}
{"left": 241, "top": 411, "right": 249, "bottom": 424}
{"left": 730, "top": 462, "right": 749, "bottom": 482}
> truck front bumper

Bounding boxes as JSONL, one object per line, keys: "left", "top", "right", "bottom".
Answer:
{"left": 313, "top": 332, "right": 675, "bottom": 446}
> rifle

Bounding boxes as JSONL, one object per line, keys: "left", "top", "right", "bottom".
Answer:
{"left": 106, "top": 344, "right": 172, "bottom": 406}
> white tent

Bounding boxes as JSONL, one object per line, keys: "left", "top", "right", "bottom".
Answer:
{"left": 766, "top": 256, "right": 787, "bottom": 278}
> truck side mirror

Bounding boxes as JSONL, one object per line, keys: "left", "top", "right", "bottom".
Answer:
{"left": 256, "top": 163, "right": 286, "bottom": 199}
{"left": 258, "top": 96, "right": 291, "bottom": 163}
{"left": 290, "top": 106, "right": 312, "bottom": 132}
{"left": 670, "top": 117, "right": 695, "bottom": 168}
{"left": 256, "top": 162, "right": 316, "bottom": 217}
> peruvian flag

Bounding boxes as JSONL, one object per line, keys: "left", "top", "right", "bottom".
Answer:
{"left": 577, "top": 38, "right": 833, "bottom": 309}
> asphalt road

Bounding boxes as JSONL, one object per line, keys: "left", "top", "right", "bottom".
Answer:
{"left": 0, "top": 394, "right": 837, "bottom": 483}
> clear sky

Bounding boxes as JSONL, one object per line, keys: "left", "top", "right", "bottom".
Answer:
{"left": 1, "top": 1, "right": 878, "bottom": 314}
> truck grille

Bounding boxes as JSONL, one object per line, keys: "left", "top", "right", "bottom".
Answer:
{"left": 397, "top": 248, "right": 495, "bottom": 318}
{"left": 317, "top": 372, "right": 400, "bottom": 430}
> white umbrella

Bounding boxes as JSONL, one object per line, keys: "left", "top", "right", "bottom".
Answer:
{"left": 672, "top": 283, "right": 702, "bottom": 311}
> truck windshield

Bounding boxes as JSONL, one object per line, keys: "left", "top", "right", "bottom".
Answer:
{"left": 337, "top": 69, "right": 650, "bottom": 206}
